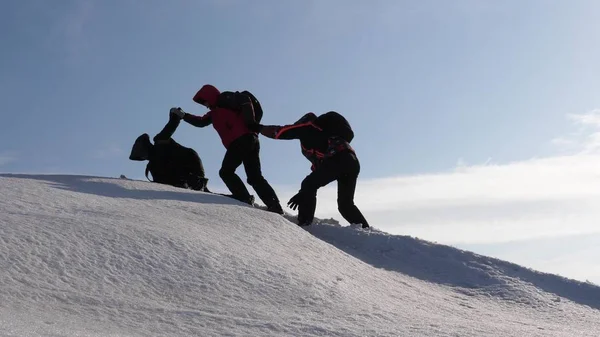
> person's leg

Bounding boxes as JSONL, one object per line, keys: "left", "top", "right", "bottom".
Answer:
{"left": 242, "top": 135, "right": 283, "bottom": 213}
{"left": 296, "top": 161, "right": 339, "bottom": 225}
{"left": 336, "top": 152, "right": 370, "bottom": 228}
{"left": 184, "top": 150, "right": 210, "bottom": 192}
{"left": 219, "top": 138, "right": 252, "bottom": 203}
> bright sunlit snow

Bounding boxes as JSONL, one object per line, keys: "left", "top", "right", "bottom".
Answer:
{"left": 1, "top": 174, "right": 599, "bottom": 336}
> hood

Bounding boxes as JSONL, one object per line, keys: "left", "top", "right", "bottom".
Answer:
{"left": 193, "top": 84, "right": 220, "bottom": 108}
{"left": 129, "top": 133, "right": 152, "bottom": 161}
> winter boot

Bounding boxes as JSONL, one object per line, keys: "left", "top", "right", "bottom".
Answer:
{"left": 230, "top": 194, "right": 255, "bottom": 205}
{"left": 266, "top": 203, "right": 284, "bottom": 215}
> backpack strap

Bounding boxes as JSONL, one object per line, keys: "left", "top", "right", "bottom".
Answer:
{"left": 145, "top": 163, "right": 153, "bottom": 182}
{"left": 241, "top": 90, "right": 263, "bottom": 123}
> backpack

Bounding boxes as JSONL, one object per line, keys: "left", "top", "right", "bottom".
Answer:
{"left": 313, "top": 111, "right": 354, "bottom": 143}
{"left": 240, "top": 91, "right": 263, "bottom": 123}
{"left": 217, "top": 90, "right": 264, "bottom": 123}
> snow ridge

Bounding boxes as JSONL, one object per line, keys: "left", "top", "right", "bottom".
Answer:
{"left": 1, "top": 173, "right": 599, "bottom": 337}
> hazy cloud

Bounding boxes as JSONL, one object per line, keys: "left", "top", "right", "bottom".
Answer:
{"left": 0, "top": 152, "right": 17, "bottom": 166}
{"left": 553, "top": 109, "right": 600, "bottom": 154}
{"left": 310, "top": 154, "right": 600, "bottom": 244}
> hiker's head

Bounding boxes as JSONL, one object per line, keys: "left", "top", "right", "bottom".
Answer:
{"left": 193, "top": 84, "right": 220, "bottom": 109}
{"left": 129, "top": 133, "right": 153, "bottom": 161}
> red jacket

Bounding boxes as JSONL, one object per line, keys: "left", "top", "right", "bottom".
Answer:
{"left": 183, "top": 85, "right": 255, "bottom": 149}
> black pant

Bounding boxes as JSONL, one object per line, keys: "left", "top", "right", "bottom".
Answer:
{"left": 219, "top": 133, "right": 281, "bottom": 209}
{"left": 298, "top": 150, "right": 369, "bottom": 228}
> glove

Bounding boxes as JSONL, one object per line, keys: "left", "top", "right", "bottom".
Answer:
{"left": 260, "top": 126, "right": 280, "bottom": 138}
{"left": 170, "top": 107, "right": 186, "bottom": 119}
{"left": 287, "top": 192, "right": 303, "bottom": 211}
{"left": 247, "top": 122, "right": 263, "bottom": 133}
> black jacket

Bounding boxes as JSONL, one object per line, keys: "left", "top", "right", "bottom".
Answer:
{"left": 261, "top": 113, "right": 354, "bottom": 171}
{"left": 148, "top": 114, "right": 206, "bottom": 186}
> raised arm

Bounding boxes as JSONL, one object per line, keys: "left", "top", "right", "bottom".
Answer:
{"left": 153, "top": 113, "right": 181, "bottom": 143}
{"left": 183, "top": 110, "right": 213, "bottom": 127}
{"left": 259, "top": 112, "right": 319, "bottom": 140}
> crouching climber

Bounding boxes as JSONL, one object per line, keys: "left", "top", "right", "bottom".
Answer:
{"left": 129, "top": 109, "right": 210, "bottom": 192}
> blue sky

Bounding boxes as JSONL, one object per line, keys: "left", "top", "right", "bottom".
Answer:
{"left": 2, "top": 0, "right": 600, "bottom": 283}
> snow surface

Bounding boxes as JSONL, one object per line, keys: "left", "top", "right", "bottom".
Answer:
{"left": 1, "top": 173, "right": 599, "bottom": 337}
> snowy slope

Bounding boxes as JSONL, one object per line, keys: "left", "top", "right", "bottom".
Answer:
{"left": 1, "top": 173, "right": 599, "bottom": 337}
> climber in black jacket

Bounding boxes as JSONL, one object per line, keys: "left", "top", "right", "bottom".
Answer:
{"left": 253, "top": 112, "right": 369, "bottom": 228}
{"left": 129, "top": 109, "right": 210, "bottom": 192}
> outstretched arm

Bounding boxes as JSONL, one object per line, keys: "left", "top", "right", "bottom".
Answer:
{"left": 260, "top": 121, "right": 321, "bottom": 140}
{"left": 154, "top": 113, "right": 181, "bottom": 143}
{"left": 183, "top": 111, "right": 213, "bottom": 127}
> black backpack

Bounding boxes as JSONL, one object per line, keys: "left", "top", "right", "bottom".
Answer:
{"left": 240, "top": 91, "right": 263, "bottom": 123}
{"left": 217, "top": 90, "right": 264, "bottom": 123}
{"left": 314, "top": 111, "right": 354, "bottom": 143}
